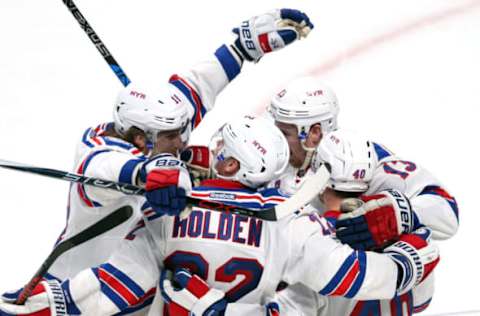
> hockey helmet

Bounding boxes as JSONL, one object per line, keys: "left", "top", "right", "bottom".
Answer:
{"left": 210, "top": 116, "right": 290, "bottom": 188}
{"left": 113, "top": 83, "right": 191, "bottom": 143}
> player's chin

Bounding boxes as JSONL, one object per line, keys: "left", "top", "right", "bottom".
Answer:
{"left": 289, "top": 155, "right": 303, "bottom": 168}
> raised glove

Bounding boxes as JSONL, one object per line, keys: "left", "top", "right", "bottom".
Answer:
{"left": 140, "top": 154, "right": 192, "bottom": 216}
{"left": 384, "top": 227, "right": 439, "bottom": 295}
{"left": 0, "top": 280, "right": 73, "bottom": 316}
{"left": 160, "top": 268, "right": 227, "bottom": 316}
{"left": 335, "top": 189, "right": 417, "bottom": 250}
{"left": 233, "top": 8, "right": 313, "bottom": 62}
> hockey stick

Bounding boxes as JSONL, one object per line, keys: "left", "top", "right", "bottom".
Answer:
{"left": 62, "top": 0, "right": 131, "bottom": 86}
{"left": 15, "top": 205, "right": 133, "bottom": 304}
{"left": 0, "top": 159, "right": 330, "bottom": 221}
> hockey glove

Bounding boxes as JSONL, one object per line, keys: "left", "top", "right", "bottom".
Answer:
{"left": 335, "top": 190, "right": 418, "bottom": 250}
{"left": 160, "top": 268, "right": 227, "bottom": 316}
{"left": 233, "top": 8, "right": 313, "bottom": 62}
{"left": 0, "top": 280, "right": 73, "bottom": 316}
{"left": 180, "top": 146, "right": 212, "bottom": 186}
{"left": 140, "top": 154, "right": 192, "bottom": 217}
{"left": 384, "top": 227, "right": 440, "bottom": 295}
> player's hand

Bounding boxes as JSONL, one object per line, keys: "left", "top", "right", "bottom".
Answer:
{"left": 180, "top": 146, "right": 212, "bottom": 186}
{"left": 384, "top": 227, "right": 439, "bottom": 295}
{"left": 140, "top": 154, "right": 192, "bottom": 216}
{"left": 145, "top": 184, "right": 187, "bottom": 217}
{"left": 335, "top": 190, "right": 417, "bottom": 250}
{"left": 0, "top": 281, "right": 68, "bottom": 316}
{"left": 233, "top": 8, "right": 313, "bottom": 62}
{"left": 160, "top": 268, "right": 227, "bottom": 316}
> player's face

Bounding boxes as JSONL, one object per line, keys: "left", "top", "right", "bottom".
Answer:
{"left": 275, "top": 121, "right": 306, "bottom": 168}
{"left": 319, "top": 187, "right": 343, "bottom": 210}
{"left": 210, "top": 139, "right": 240, "bottom": 177}
{"left": 153, "top": 128, "right": 185, "bottom": 156}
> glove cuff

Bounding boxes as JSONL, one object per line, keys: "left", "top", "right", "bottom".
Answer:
{"left": 43, "top": 280, "right": 67, "bottom": 316}
{"left": 384, "top": 232, "right": 439, "bottom": 295}
{"left": 233, "top": 37, "right": 254, "bottom": 62}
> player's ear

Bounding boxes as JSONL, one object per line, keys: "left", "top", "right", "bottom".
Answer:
{"left": 305, "top": 124, "right": 322, "bottom": 148}
{"left": 224, "top": 158, "right": 240, "bottom": 176}
{"left": 133, "top": 134, "right": 147, "bottom": 153}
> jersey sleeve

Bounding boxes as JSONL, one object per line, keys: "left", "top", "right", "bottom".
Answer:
{"left": 283, "top": 213, "right": 399, "bottom": 301}
{"left": 368, "top": 154, "right": 459, "bottom": 240}
{"left": 168, "top": 45, "right": 243, "bottom": 129}
{"left": 274, "top": 283, "right": 326, "bottom": 316}
{"left": 62, "top": 224, "right": 159, "bottom": 315}
{"left": 77, "top": 149, "right": 144, "bottom": 207}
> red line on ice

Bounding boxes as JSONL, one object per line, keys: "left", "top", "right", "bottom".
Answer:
{"left": 254, "top": 0, "right": 480, "bottom": 115}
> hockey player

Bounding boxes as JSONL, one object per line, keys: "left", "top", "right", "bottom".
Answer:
{"left": 266, "top": 76, "right": 458, "bottom": 239}
{"left": 265, "top": 77, "right": 458, "bottom": 314}
{"left": 0, "top": 9, "right": 314, "bottom": 314}
{"left": 0, "top": 116, "right": 440, "bottom": 316}
{"left": 268, "top": 130, "right": 440, "bottom": 315}
{"left": 40, "top": 8, "right": 314, "bottom": 283}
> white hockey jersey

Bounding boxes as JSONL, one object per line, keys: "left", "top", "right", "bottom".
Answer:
{"left": 58, "top": 180, "right": 413, "bottom": 316}
{"left": 269, "top": 141, "right": 458, "bottom": 315}
{"left": 46, "top": 44, "right": 244, "bottom": 285}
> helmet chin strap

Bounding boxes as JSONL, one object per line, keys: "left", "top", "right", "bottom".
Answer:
{"left": 299, "top": 141, "right": 316, "bottom": 172}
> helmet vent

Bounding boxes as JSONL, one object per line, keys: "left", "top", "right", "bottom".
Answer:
{"left": 157, "top": 99, "right": 164, "bottom": 104}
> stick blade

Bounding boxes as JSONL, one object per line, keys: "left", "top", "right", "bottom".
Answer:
{"left": 274, "top": 163, "right": 330, "bottom": 220}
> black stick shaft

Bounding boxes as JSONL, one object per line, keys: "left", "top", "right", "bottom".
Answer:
{"left": 62, "top": 0, "right": 131, "bottom": 86}
{"left": 0, "top": 159, "right": 278, "bottom": 220}
{"left": 16, "top": 206, "right": 133, "bottom": 304}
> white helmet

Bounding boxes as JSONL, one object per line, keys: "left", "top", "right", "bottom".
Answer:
{"left": 311, "top": 130, "right": 376, "bottom": 192}
{"left": 267, "top": 76, "right": 339, "bottom": 140}
{"left": 210, "top": 116, "right": 290, "bottom": 188}
{"left": 113, "top": 83, "right": 191, "bottom": 143}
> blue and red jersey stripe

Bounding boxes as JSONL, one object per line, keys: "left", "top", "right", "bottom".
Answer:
{"left": 419, "top": 185, "right": 459, "bottom": 222}
{"left": 319, "top": 250, "right": 367, "bottom": 298}
{"left": 93, "top": 263, "right": 147, "bottom": 310}
{"left": 76, "top": 149, "right": 111, "bottom": 207}
{"left": 169, "top": 74, "right": 207, "bottom": 129}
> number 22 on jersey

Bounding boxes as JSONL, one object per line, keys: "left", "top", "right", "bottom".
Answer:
{"left": 164, "top": 250, "right": 263, "bottom": 302}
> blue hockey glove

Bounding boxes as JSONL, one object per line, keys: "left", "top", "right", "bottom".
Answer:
{"left": 233, "top": 8, "right": 313, "bottom": 62}
{"left": 145, "top": 184, "right": 187, "bottom": 216}
{"left": 335, "top": 190, "right": 418, "bottom": 250}
{"left": 140, "top": 154, "right": 191, "bottom": 217}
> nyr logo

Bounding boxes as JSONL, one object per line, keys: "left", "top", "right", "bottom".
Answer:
{"left": 130, "top": 90, "right": 146, "bottom": 99}
{"left": 253, "top": 140, "right": 267, "bottom": 155}
{"left": 307, "top": 90, "right": 324, "bottom": 97}
{"left": 329, "top": 134, "right": 340, "bottom": 145}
